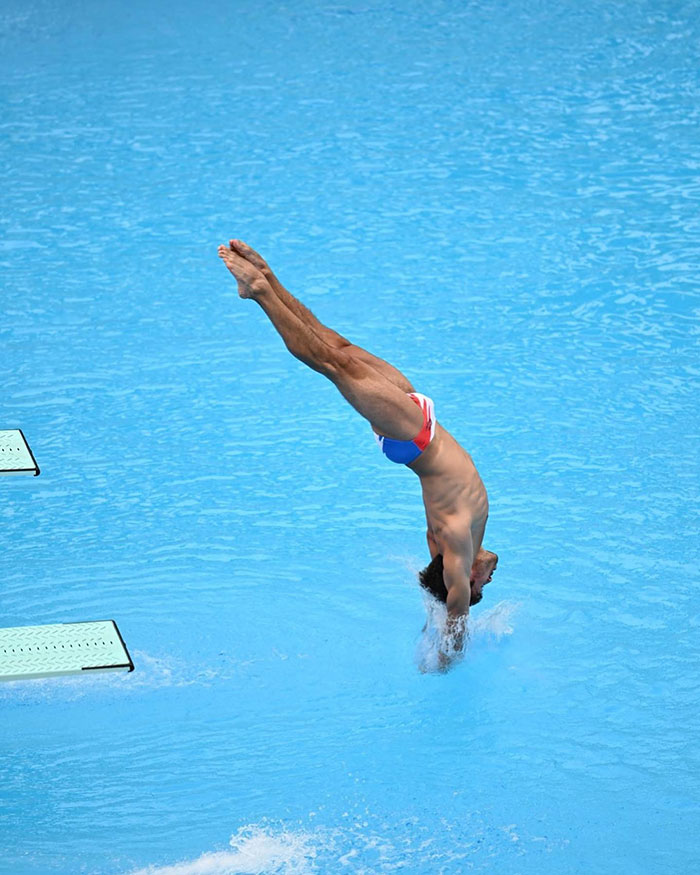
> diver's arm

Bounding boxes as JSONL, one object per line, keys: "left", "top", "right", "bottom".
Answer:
{"left": 443, "top": 548, "right": 472, "bottom": 622}
{"left": 439, "top": 540, "right": 474, "bottom": 669}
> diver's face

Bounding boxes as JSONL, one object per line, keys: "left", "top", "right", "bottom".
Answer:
{"left": 470, "top": 550, "right": 498, "bottom": 605}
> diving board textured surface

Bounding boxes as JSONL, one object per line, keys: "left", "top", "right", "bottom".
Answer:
{"left": 0, "top": 621, "right": 134, "bottom": 682}
{"left": 0, "top": 429, "right": 40, "bottom": 475}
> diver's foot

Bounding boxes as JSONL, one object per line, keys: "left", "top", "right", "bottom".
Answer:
{"left": 218, "top": 244, "right": 273, "bottom": 299}
{"left": 228, "top": 239, "right": 286, "bottom": 296}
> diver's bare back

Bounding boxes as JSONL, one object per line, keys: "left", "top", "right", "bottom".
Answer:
{"left": 409, "top": 421, "right": 489, "bottom": 555}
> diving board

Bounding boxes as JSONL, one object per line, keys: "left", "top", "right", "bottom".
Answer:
{"left": 0, "top": 429, "right": 40, "bottom": 476}
{"left": 0, "top": 620, "right": 134, "bottom": 682}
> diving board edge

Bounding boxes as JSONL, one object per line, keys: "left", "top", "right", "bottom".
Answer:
{"left": 80, "top": 620, "right": 135, "bottom": 674}
{"left": 0, "top": 428, "right": 40, "bottom": 476}
{"left": 18, "top": 428, "right": 40, "bottom": 476}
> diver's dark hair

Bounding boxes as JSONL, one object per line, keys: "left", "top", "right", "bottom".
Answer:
{"left": 418, "top": 554, "right": 448, "bottom": 603}
{"left": 419, "top": 553, "right": 481, "bottom": 605}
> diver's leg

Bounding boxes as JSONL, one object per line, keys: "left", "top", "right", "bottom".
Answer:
{"left": 218, "top": 244, "right": 423, "bottom": 439}
{"left": 228, "top": 239, "right": 416, "bottom": 393}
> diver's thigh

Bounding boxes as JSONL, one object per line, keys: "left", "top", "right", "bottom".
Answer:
{"left": 346, "top": 345, "right": 415, "bottom": 393}
{"left": 329, "top": 353, "right": 423, "bottom": 439}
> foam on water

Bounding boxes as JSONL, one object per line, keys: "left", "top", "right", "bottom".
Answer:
{"left": 127, "top": 825, "right": 318, "bottom": 875}
{"left": 0, "top": 650, "right": 240, "bottom": 705}
{"left": 125, "top": 816, "right": 568, "bottom": 875}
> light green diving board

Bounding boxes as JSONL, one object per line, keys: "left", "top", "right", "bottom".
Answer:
{"left": 0, "top": 429, "right": 40, "bottom": 476}
{"left": 0, "top": 621, "right": 134, "bottom": 682}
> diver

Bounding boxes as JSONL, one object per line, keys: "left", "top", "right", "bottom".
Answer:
{"left": 219, "top": 240, "right": 498, "bottom": 668}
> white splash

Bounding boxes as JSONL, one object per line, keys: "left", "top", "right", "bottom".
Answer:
{"left": 125, "top": 813, "right": 567, "bottom": 874}
{"left": 127, "top": 825, "right": 319, "bottom": 875}
{"left": 415, "top": 598, "right": 519, "bottom": 672}
{"left": 470, "top": 600, "right": 520, "bottom": 639}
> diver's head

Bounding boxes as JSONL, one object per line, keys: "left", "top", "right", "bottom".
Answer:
{"left": 469, "top": 549, "right": 498, "bottom": 604}
{"left": 418, "top": 549, "right": 498, "bottom": 606}
{"left": 418, "top": 554, "right": 448, "bottom": 602}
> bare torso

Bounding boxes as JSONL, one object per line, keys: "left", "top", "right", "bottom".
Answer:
{"left": 407, "top": 422, "right": 489, "bottom": 555}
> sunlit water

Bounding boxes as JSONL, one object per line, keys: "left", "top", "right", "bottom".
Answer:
{"left": 2, "top": 0, "right": 699, "bottom": 872}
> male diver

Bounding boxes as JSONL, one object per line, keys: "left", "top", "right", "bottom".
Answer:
{"left": 219, "top": 240, "right": 498, "bottom": 667}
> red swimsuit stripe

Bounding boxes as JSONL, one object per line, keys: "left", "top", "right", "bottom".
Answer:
{"left": 408, "top": 393, "right": 434, "bottom": 451}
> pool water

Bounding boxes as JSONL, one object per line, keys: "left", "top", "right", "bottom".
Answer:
{"left": 2, "top": 0, "right": 699, "bottom": 872}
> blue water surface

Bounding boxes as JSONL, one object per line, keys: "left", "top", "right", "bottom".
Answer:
{"left": 2, "top": 1, "right": 699, "bottom": 872}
